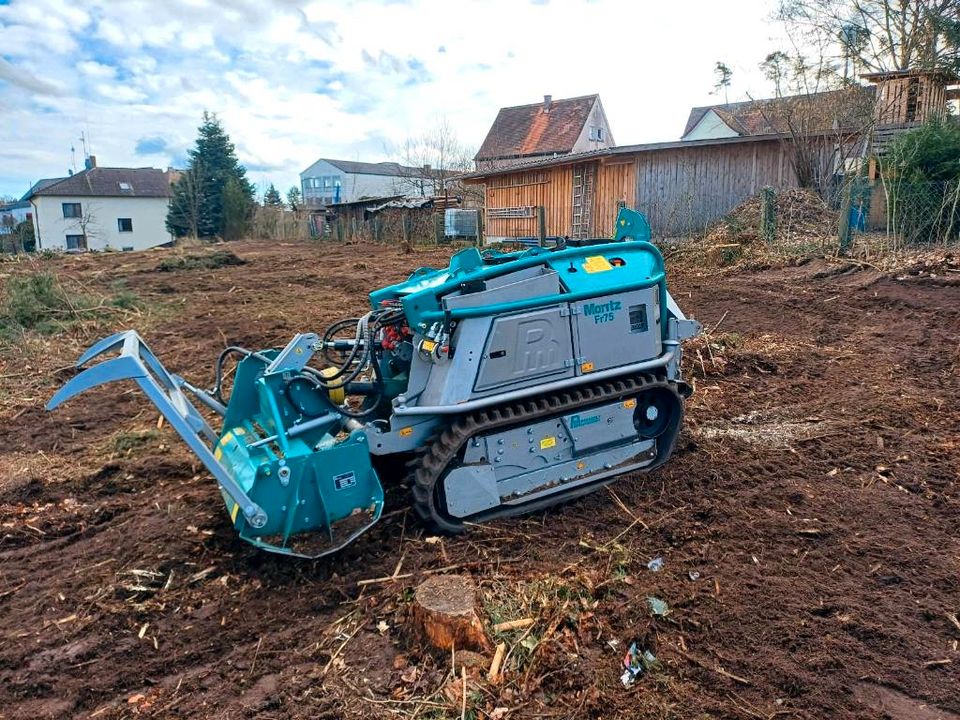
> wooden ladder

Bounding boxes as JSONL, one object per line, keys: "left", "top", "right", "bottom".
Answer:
{"left": 572, "top": 163, "right": 595, "bottom": 239}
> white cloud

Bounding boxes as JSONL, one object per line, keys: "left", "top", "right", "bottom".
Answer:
{"left": 0, "top": 0, "right": 788, "bottom": 198}
{"left": 77, "top": 60, "right": 116, "bottom": 79}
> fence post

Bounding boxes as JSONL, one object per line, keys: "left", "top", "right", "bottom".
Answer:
{"left": 837, "top": 181, "right": 853, "bottom": 255}
{"left": 475, "top": 209, "right": 483, "bottom": 246}
{"left": 435, "top": 212, "right": 443, "bottom": 244}
{"left": 759, "top": 186, "right": 776, "bottom": 244}
{"left": 536, "top": 205, "right": 546, "bottom": 247}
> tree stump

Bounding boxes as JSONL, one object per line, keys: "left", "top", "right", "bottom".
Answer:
{"left": 412, "top": 574, "right": 491, "bottom": 653}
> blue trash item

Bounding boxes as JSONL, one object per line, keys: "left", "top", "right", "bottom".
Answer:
{"left": 849, "top": 201, "right": 867, "bottom": 232}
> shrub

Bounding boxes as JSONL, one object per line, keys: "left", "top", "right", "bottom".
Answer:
{"left": 884, "top": 121, "right": 960, "bottom": 244}
{"left": 155, "top": 250, "right": 246, "bottom": 272}
{"left": 0, "top": 270, "right": 143, "bottom": 339}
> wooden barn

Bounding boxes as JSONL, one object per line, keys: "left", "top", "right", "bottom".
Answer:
{"left": 463, "top": 69, "right": 958, "bottom": 241}
{"left": 461, "top": 135, "right": 798, "bottom": 240}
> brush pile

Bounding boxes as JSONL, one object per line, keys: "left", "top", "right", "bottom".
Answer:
{"left": 705, "top": 189, "right": 838, "bottom": 248}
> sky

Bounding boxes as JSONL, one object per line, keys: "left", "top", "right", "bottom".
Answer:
{"left": 0, "top": 0, "right": 790, "bottom": 200}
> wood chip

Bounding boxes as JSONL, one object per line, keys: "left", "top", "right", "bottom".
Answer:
{"left": 491, "top": 618, "right": 534, "bottom": 633}
{"left": 187, "top": 567, "right": 216, "bottom": 584}
{"left": 487, "top": 642, "right": 506, "bottom": 683}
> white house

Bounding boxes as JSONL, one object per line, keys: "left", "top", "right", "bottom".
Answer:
{"left": 300, "top": 158, "right": 439, "bottom": 208}
{"left": 25, "top": 160, "right": 174, "bottom": 252}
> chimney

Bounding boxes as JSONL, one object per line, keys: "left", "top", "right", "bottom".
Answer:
{"left": 543, "top": 94, "right": 552, "bottom": 111}
{"left": 423, "top": 163, "right": 432, "bottom": 171}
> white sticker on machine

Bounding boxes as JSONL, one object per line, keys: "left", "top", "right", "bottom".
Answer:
{"left": 333, "top": 471, "right": 357, "bottom": 491}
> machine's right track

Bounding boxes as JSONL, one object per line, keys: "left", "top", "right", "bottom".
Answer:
{"left": 407, "top": 372, "right": 685, "bottom": 534}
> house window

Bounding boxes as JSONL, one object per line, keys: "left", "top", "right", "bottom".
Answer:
{"left": 62, "top": 202, "right": 82, "bottom": 218}
{"left": 118, "top": 218, "right": 133, "bottom": 232}
{"left": 65, "top": 234, "right": 87, "bottom": 250}
{"left": 118, "top": 182, "right": 133, "bottom": 193}
{"left": 589, "top": 126, "right": 604, "bottom": 141}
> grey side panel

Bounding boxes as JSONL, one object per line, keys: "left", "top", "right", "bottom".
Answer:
{"left": 474, "top": 306, "right": 575, "bottom": 392}
{"left": 572, "top": 288, "right": 661, "bottom": 373}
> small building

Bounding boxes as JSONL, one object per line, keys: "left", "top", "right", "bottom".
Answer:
{"left": 461, "top": 135, "right": 798, "bottom": 241}
{"left": 326, "top": 194, "right": 461, "bottom": 243}
{"left": 24, "top": 158, "right": 174, "bottom": 252}
{"left": 475, "top": 94, "right": 614, "bottom": 170}
{"left": 299, "top": 159, "right": 439, "bottom": 208}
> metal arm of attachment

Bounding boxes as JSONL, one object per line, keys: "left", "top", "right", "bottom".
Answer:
{"left": 46, "top": 330, "right": 268, "bottom": 529}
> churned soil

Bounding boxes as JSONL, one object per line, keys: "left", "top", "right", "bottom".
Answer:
{"left": 0, "top": 240, "right": 957, "bottom": 719}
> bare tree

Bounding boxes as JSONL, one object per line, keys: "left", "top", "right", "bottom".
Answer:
{"left": 390, "top": 117, "right": 479, "bottom": 206}
{"left": 777, "top": 0, "right": 959, "bottom": 74}
{"left": 751, "top": 1, "right": 953, "bottom": 198}
{"left": 754, "top": 51, "right": 876, "bottom": 196}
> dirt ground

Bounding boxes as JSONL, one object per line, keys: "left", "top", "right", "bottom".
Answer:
{"left": 0, "top": 239, "right": 958, "bottom": 720}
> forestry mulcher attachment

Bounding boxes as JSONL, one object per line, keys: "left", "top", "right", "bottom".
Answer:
{"left": 47, "top": 209, "right": 700, "bottom": 558}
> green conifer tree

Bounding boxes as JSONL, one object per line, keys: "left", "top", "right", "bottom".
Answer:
{"left": 264, "top": 183, "right": 283, "bottom": 208}
{"left": 167, "top": 112, "right": 254, "bottom": 238}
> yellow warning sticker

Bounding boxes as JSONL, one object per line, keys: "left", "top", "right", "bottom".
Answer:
{"left": 230, "top": 503, "right": 240, "bottom": 523}
{"left": 540, "top": 436, "right": 557, "bottom": 450}
{"left": 623, "top": 398, "right": 637, "bottom": 409}
{"left": 582, "top": 255, "right": 613, "bottom": 274}
{"left": 581, "top": 361, "right": 595, "bottom": 373}
{"left": 421, "top": 339, "right": 437, "bottom": 352}
{"left": 399, "top": 427, "right": 414, "bottom": 437}
{"left": 214, "top": 446, "right": 223, "bottom": 460}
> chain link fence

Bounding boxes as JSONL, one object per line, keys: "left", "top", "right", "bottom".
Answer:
{"left": 850, "top": 179, "right": 960, "bottom": 249}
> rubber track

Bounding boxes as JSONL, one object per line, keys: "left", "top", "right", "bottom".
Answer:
{"left": 407, "top": 372, "right": 682, "bottom": 534}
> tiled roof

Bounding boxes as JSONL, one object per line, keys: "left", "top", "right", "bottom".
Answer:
{"left": 683, "top": 88, "right": 876, "bottom": 138}
{"left": 20, "top": 177, "right": 66, "bottom": 202}
{"left": 476, "top": 94, "right": 598, "bottom": 161}
{"left": 27, "top": 167, "right": 172, "bottom": 199}
{"left": 458, "top": 133, "right": 794, "bottom": 181}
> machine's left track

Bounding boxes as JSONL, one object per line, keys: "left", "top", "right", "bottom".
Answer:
{"left": 407, "top": 372, "right": 685, "bottom": 534}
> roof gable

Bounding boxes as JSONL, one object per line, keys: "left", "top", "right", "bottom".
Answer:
{"left": 28, "top": 167, "right": 172, "bottom": 199}
{"left": 682, "top": 108, "right": 741, "bottom": 141}
{"left": 476, "top": 94, "right": 599, "bottom": 160}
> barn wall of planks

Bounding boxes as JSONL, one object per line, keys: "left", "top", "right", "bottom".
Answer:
{"left": 483, "top": 167, "right": 573, "bottom": 239}
{"left": 473, "top": 138, "right": 797, "bottom": 239}
{"left": 634, "top": 139, "right": 794, "bottom": 236}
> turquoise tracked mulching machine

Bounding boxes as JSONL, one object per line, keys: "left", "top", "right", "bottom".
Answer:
{"left": 47, "top": 209, "right": 700, "bottom": 558}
